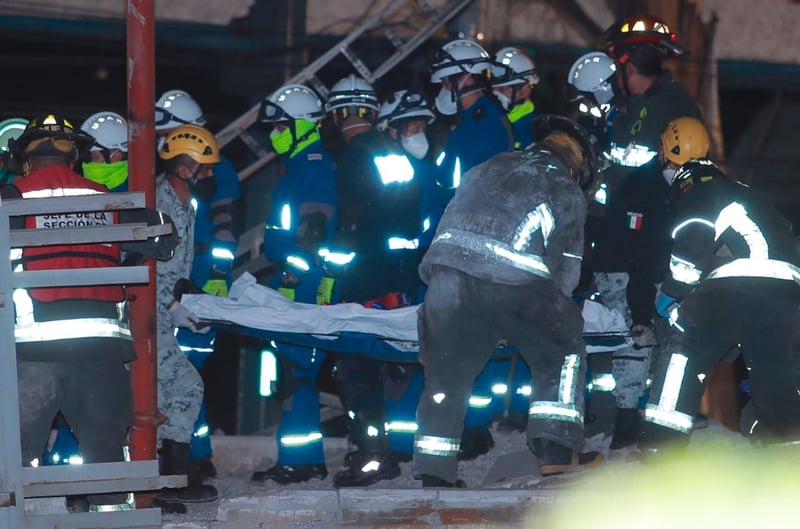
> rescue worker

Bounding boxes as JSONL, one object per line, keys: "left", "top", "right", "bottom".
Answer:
{"left": 155, "top": 89, "right": 241, "bottom": 478}
{"left": 80, "top": 111, "right": 129, "bottom": 191}
{"left": 249, "top": 83, "right": 337, "bottom": 484}
{"left": 429, "top": 37, "right": 514, "bottom": 459}
{"left": 324, "top": 74, "right": 422, "bottom": 487}
{"left": 152, "top": 124, "right": 220, "bottom": 508}
{"left": 491, "top": 46, "right": 539, "bottom": 150}
{"left": 376, "top": 89, "right": 439, "bottom": 459}
{"left": 602, "top": 14, "right": 702, "bottom": 208}
{"left": 413, "top": 115, "right": 604, "bottom": 487}
{"left": 641, "top": 158, "right": 800, "bottom": 451}
{"left": 429, "top": 38, "right": 513, "bottom": 207}
{"left": 591, "top": 116, "right": 710, "bottom": 448}
{"left": 5, "top": 114, "right": 132, "bottom": 509}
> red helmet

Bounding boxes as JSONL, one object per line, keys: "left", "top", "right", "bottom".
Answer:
{"left": 604, "top": 14, "right": 687, "bottom": 60}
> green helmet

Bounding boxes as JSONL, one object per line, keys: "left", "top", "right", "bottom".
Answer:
{"left": 0, "top": 118, "right": 28, "bottom": 153}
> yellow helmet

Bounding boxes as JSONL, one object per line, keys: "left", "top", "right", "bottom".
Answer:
{"left": 660, "top": 117, "right": 710, "bottom": 166}
{"left": 158, "top": 124, "right": 220, "bottom": 164}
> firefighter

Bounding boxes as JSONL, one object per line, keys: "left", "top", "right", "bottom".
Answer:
{"left": 5, "top": 114, "right": 132, "bottom": 509}
{"left": 413, "top": 115, "right": 604, "bottom": 487}
{"left": 591, "top": 116, "right": 710, "bottom": 448}
{"left": 641, "top": 158, "right": 800, "bottom": 452}
{"left": 602, "top": 14, "right": 702, "bottom": 210}
{"left": 491, "top": 46, "right": 539, "bottom": 150}
{"left": 249, "top": 83, "right": 337, "bottom": 485}
{"left": 323, "top": 74, "right": 422, "bottom": 487}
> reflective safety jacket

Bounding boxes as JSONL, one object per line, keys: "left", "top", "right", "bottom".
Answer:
{"left": 331, "top": 130, "right": 421, "bottom": 257}
{"left": 434, "top": 95, "right": 513, "bottom": 206}
{"left": 508, "top": 100, "right": 535, "bottom": 150}
{"left": 13, "top": 164, "right": 123, "bottom": 303}
{"left": 603, "top": 71, "right": 701, "bottom": 205}
{"left": 663, "top": 178, "right": 800, "bottom": 300}
{"left": 264, "top": 140, "right": 337, "bottom": 264}
{"left": 192, "top": 155, "right": 241, "bottom": 289}
{"left": 421, "top": 147, "right": 586, "bottom": 296}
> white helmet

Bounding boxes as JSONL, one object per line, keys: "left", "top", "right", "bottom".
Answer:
{"left": 81, "top": 111, "right": 128, "bottom": 152}
{"left": 429, "top": 39, "right": 492, "bottom": 83}
{"left": 261, "top": 84, "right": 324, "bottom": 124}
{"left": 324, "top": 74, "right": 379, "bottom": 114}
{"left": 0, "top": 117, "right": 28, "bottom": 153}
{"left": 566, "top": 52, "right": 617, "bottom": 106}
{"left": 154, "top": 89, "right": 206, "bottom": 131}
{"left": 377, "top": 90, "right": 435, "bottom": 131}
{"left": 491, "top": 47, "right": 539, "bottom": 87}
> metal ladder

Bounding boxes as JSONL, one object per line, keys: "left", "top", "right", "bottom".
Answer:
{"left": 0, "top": 192, "right": 183, "bottom": 529}
{"left": 218, "top": 0, "right": 473, "bottom": 278}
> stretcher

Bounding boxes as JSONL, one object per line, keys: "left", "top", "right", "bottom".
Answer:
{"left": 182, "top": 272, "right": 632, "bottom": 363}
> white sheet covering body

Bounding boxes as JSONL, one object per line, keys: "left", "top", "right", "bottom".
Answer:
{"left": 182, "top": 272, "right": 632, "bottom": 353}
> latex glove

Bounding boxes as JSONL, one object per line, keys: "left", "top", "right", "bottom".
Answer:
{"left": 655, "top": 293, "right": 679, "bottom": 319}
{"left": 168, "top": 302, "right": 209, "bottom": 334}
{"left": 631, "top": 324, "right": 657, "bottom": 348}
{"left": 202, "top": 278, "right": 228, "bottom": 297}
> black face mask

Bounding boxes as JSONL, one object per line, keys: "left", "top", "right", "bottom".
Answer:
{"left": 188, "top": 176, "right": 217, "bottom": 202}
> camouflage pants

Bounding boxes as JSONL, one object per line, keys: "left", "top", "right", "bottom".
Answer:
{"left": 157, "top": 332, "right": 204, "bottom": 444}
{"left": 594, "top": 272, "right": 653, "bottom": 409}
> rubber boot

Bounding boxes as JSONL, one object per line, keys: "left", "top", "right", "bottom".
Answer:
{"left": 457, "top": 426, "right": 494, "bottom": 460}
{"left": 153, "top": 440, "right": 218, "bottom": 511}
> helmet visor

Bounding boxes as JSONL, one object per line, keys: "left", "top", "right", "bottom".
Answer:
{"left": 154, "top": 108, "right": 193, "bottom": 128}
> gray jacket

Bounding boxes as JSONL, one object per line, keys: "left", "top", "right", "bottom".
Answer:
{"left": 421, "top": 147, "right": 587, "bottom": 296}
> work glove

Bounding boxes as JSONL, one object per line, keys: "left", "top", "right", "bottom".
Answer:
{"left": 655, "top": 292, "right": 679, "bottom": 319}
{"left": 173, "top": 277, "right": 201, "bottom": 302}
{"left": 631, "top": 324, "right": 657, "bottom": 349}
{"left": 168, "top": 302, "right": 209, "bottom": 334}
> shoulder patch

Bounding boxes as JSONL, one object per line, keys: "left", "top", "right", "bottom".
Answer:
{"left": 307, "top": 153, "right": 323, "bottom": 161}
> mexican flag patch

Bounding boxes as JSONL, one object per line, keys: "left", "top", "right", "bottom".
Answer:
{"left": 626, "top": 211, "right": 643, "bottom": 230}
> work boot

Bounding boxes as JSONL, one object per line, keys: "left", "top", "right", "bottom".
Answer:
{"left": 332, "top": 451, "right": 401, "bottom": 487}
{"left": 153, "top": 440, "right": 218, "bottom": 509}
{"left": 530, "top": 438, "right": 604, "bottom": 476}
{"left": 193, "top": 457, "right": 217, "bottom": 480}
{"left": 457, "top": 426, "right": 494, "bottom": 460}
{"left": 497, "top": 412, "right": 528, "bottom": 433}
{"left": 251, "top": 463, "right": 328, "bottom": 484}
{"left": 419, "top": 474, "right": 467, "bottom": 488}
{"left": 610, "top": 408, "right": 641, "bottom": 449}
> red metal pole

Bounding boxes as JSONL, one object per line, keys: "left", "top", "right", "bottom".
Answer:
{"left": 126, "top": 0, "right": 159, "bottom": 501}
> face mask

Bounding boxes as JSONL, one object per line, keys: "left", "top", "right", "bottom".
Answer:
{"left": 493, "top": 90, "right": 512, "bottom": 111}
{"left": 156, "top": 136, "right": 166, "bottom": 151}
{"left": 401, "top": 132, "right": 429, "bottom": 160}
{"left": 270, "top": 128, "right": 293, "bottom": 155}
{"left": 82, "top": 160, "right": 129, "bottom": 190}
{"left": 662, "top": 167, "right": 677, "bottom": 186}
{"left": 434, "top": 86, "right": 458, "bottom": 115}
{"left": 188, "top": 175, "right": 218, "bottom": 202}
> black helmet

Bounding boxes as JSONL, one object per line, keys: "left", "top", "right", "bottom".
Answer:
{"left": 8, "top": 114, "right": 94, "bottom": 169}
{"left": 604, "top": 14, "right": 687, "bottom": 62}
{"left": 671, "top": 158, "right": 725, "bottom": 204}
{"left": 532, "top": 114, "right": 601, "bottom": 191}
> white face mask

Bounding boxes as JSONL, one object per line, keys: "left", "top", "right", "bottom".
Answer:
{"left": 662, "top": 167, "right": 677, "bottom": 186}
{"left": 435, "top": 86, "right": 458, "bottom": 115}
{"left": 401, "top": 132, "right": 429, "bottom": 160}
{"left": 493, "top": 90, "right": 512, "bottom": 111}
{"left": 156, "top": 135, "right": 166, "bottom": 151}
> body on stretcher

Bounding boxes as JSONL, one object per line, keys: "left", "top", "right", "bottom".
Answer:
{"left": 182, "top": 273, "right": 633, "bottom": 363}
